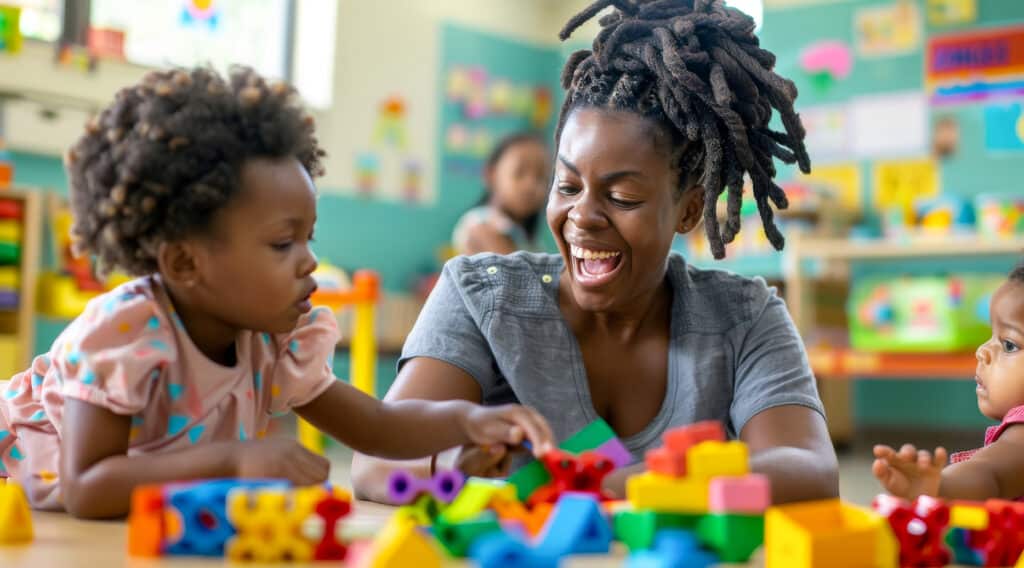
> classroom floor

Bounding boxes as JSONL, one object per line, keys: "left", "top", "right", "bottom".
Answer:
{"left": 320, "top": 427, "right": 987, "bottom": 507}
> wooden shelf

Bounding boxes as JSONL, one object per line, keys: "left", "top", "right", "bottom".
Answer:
{"left": 795, "top": 236, "right": 1024, "bottom": 260}
{"left": 809, "top": 347, "right": 977, "bottom": 380}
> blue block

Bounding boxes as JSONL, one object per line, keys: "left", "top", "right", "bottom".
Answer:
{"left": 536, "top": 493, "right": 612, "bottom": 557}
{"left": 626, "top": 530, "right": 718, "bottom": 568}
{"left": 469, "top": 533, "right": 558, "bottom": 568}
{"left": 162, "top": 479, "right": 287, "bottom": 556}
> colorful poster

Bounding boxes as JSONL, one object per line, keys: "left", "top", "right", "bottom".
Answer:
{"left": 854, "top": 0, "right": 922, "bottom": 57}
{"left": 0, "top": 5, "right": 23, "bottom": 54}
{"left": 983, "top": 101, "right": 1024, "bottom": 152}
{"left": 798, "top": 163, "right": 863, "bottom": 212}
{"left": 926, "top": 26, "right": 1024, "bottom": 104}
{"left": 872, "top": 159, "right": 940, "bottom": 219}
{"left": 926, "top": 0, "right": 977, "bottom": 27}
{"left": 800, "top": 104, "right": 850, "bottom": 162}
{"left": 849, "top": 91, "right": 928, "bottom": 159}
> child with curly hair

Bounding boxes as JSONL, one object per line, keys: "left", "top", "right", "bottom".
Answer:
{"left": 0, "top": 67, "right": 553, "bottom": 518}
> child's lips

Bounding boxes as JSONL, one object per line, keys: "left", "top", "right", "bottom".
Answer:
{"left": 975, "top": 376, "right": 987, "bottom": 395}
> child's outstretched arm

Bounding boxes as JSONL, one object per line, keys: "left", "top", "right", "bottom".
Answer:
{"left": 874, "top": 425, "right": 1024, "bottom": 500}
{"left": 295, "top": 380, "right": 555, "bottom": 461}
{"left": 60, "top": 399, "right": 329, "bottom": 519}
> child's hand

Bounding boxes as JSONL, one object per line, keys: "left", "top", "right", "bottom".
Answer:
{"left": 872, "top": 444, "right": 947, "bottom": 500}
{"left": 232, "top": 439, "right": 330, "bottom": 486}
{"left": 459, "top": 404, "right": 555, "bottom": 458}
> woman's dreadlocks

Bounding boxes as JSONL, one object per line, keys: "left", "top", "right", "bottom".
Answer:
{"left": 557, "top": 0, "right": 811, "bottom": 259}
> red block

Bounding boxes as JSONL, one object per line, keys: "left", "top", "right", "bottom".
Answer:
{"left": 645, "top": 447, "right": 686, "bottom": 477}
{"left": 663, "top": 421, "right": 725, "bottom": 455}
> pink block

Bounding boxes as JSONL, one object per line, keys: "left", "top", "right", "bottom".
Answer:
{"left": 708, "top": 474, "right": 771, "bottom": 514}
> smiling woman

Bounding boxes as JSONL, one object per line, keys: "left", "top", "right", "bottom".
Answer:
{"left": 351, "top": 0, "right": 839, "bottom": 505}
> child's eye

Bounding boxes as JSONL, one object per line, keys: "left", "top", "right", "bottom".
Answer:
{"left": 1002, "top": 340, "right": 1019, "bottom": 353}
{"left": 271, "top": 241, "right": 292, "bottom": 251}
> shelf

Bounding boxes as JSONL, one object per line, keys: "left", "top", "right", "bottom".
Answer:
{"left": 808, "top": 347, "right": 977, "bottom": 380}
{"left": 336, "top": 338, "right": 405, "bottom": 355}
{"left": 795, "top": 236, "right": 1024, "bottom": 260}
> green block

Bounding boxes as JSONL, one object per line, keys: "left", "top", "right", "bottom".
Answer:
{"left": 0, "top": 242, "right": 18, "bottom": 264}
{"left": 696, "top": 513, "right": 764, "bottom": 563}
{"left": 613, "top": 511, "right": 704, "bottom": 551}
{"left": 508, "top": 418, "right": 617, "bottom": 501}
{"left": 432, "top": 512, "right": 502, "bottom": 557}
{"left": 397, "top": 494, "right": 447, "bottom": 526}
{"left": 440, "top": 478, "right": 514, "bottom": 523}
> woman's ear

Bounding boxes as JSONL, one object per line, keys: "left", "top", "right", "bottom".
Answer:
{"left": 676, "top": 187, "right": 705, "bottom": 234}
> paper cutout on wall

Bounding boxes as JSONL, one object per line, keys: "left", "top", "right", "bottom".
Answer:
{"left": 799, "top": 41, "right": 853, "bottom": 91}
{"left": 373, "top": 95, "right": 408, "bottom": 150}
{"left": 402, "top": 159, "right": 423, "bottom": 203}
{"left": 355, "top": 153, "right": 380, "bottom": 196}
{"left": 445, "top": 66, "right": 553, "bottom": 128}
{"left": 932, "top": 115, "right": 960, "bottom": 158}
{"left": 872, "top": 159, "right": 940, "bottom": 223}
{"left": 181, "top": 0, "right": 220, "bottom": 29}
{"left": 849, "top": 91, "right": 927, "bottom": 159}
{"left": 926, "top": 26, "right": 1024, "bottom": 105}
{"left": 800, "top": 104, "right": 850, "bottom": 162}
{"left": 798, "top": 163, "right": 863, "bottom": 212}
{"left": 854, "top": 0, "right": 921, "bottom": 57}
{"left": 983, "top": 102, "right": 1024, "bottom": 152}
{"left": 0, "top": 5, "right": 23, "bottom": 54}
{"left": 926, "top": 0, "right": 976, "bottom": 27}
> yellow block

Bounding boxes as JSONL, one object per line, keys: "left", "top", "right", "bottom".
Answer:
{"left": 440, "top": 478, "right": 516, "bottom": 523}
{"left": 950, "top": 503, "right": 989, "bottom": 530}
{"left": 0, "top": 267, "right": 17, "bottom": 289}
{"left": 364, "top": 514, "right": 442, "bottom": 568}
{"left": 686, "top": 440, "right": 750, "bottom": 480}
{"left": 0, "top": 482, "right": 33, "bottom": 544}
{"left": 0, "top": 220, "right": 21, "bottom": 243}
{"left": 226, "top": 485, "right": 349, "bottom": 562}
{"left": 626, "top": 472, "right": 709, "bottom": 513}
{"left": 765, "top": 499, "right": 896, "bottom": 568}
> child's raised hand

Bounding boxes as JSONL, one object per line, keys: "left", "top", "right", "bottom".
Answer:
{"left": 872, "top": 443, "right": 947, "bottom": 500}
{"left": 232, "top": 439, "right": 331, "bottom": 486}
{"left": 459, "top": 404, "right": 555, "bottom": 457}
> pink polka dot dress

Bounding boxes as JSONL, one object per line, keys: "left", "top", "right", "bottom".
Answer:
{"left": 0, "top": 276, "right": 339, "bottom": 509}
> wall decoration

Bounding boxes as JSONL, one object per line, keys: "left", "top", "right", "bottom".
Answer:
{"left": 373, "top": 95, "right": 408, "bottom": 150}
{"left": 926, "top": 26, "right": 1024, "bottom": 105}
{"left": 800, "top": 104, "right": 850, "bottom": 162}
{"left": 872, "top": 158, "right": 940, "bottom": 224}
{"left": 799, "top": 40, "right": 853, "bottom": 92}
{"left": 354, "top": 153, "right": 379, "bottom": 197}
{"left": 0, "top": 5, "right": 23, "bottom": 53}
{"left": 797, "top": 163, "right": 863, "bottom": 212}
{"left": 401, "top": 159, "right": 423, "bottom": 204}
{"left": 926, "top": 0, "right": 977, "bottom": 27}
{"left": 931, "top": 114, "right": 960, "bottom": 159}
{"left": 854, "top": 0, "right": 922, "bottom": 57}
{"left": 983, "top": 101, "right": 1024, "bottom": 152}
{"left": 849, "top": 91, "right": 928, "bottom": 158}
{"left": 181, "top": 0, "right": 220, "bottom": 29}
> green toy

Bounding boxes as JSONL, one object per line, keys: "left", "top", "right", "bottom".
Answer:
{"left": 697, "top": 513, "right": 764, "bottom": 563}
{"left": 432, "top": 512, "right": 502, "bottom": 557}
{"left": 613, "top": 510, "right": 703, "bottom": 551}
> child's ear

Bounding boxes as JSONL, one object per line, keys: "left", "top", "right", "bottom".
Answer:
{"left": 676, "top": 186, "right": 705, "bottom": 234}
{"left": 157, "top": 241, "right": 200, "bottom": 288}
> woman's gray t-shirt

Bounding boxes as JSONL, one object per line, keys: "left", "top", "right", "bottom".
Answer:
{"left": 399, "top": 251, "right": 824, "bottom": 462}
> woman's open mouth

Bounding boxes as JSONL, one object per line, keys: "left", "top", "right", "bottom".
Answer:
{"left": 570, "top": 244, "right": 623, "bottom": 288}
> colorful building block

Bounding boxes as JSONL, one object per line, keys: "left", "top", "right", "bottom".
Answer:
{"left": 613, "top": 509, "right": 704, "bottom": 551}
{"left": 508, "top": 418, "right": 629, "bottom": 502}
{"left": 528, "top": 449, "right": 615, "bottom": 506}
{"left": 535, "top": 493, "right": 613, "bottom": 557}
{"left": 396, "top": 494, "right": 445, "bottom": 526}
{"left": 663, "top": 421, "right": 725, "bottom": 455}
{"left": 431, "top": 512, "right": 502, "bottom": 557}
{"left": 950, "top": 502, "right": 989, "bottom": 531}
{"left": 163, "top": 479, "right": 276, "bottom": 556}
{"left": 970, "top": 499, "right": 1024, "bottom": 567}
{"left": 469, "top": 532, "right": 557, "bottom": 568}
{"left": 225, "top": 485, "right": 350, "bottom": 562}
{"left": 765, "top": 499, "right": 897, "bottom": 568}
{"left": 386, "top": 469, "right": 465, "bottom": 505}
{"left": 627, "top": 529, "right": 718, "bottom": 568}
{"left": 872, "top": 494, "right": 950, "bottom": 568}
{"left": 946, "top": 528, "right": 982, "bottom": 566}
{"left": 645, "top": 447, "right": 686, "bottom": 477}
{"left": 708, "top": 474, "right": 771, "bottom": 514}
{"left": 685, "top": 440, "right": 749, "bottom": 480}
{"left": 127, "top": 485, "right": 165, "bottom": 557}
{"left": 0, "top": 481, "right": 32, "bottom": 544}
{"left": 364, "top": 514, "right": 442, "bottom": 568}
{"left": 440, "top": 478, "right": 515, "bottom": 523}
{"left": 627, "top": 472, "right": 709, "bottom": 514}
{"left": 697, "top": 513, "right": 764, "bottom": 563}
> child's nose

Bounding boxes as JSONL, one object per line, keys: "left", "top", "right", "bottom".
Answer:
{"left": 976, "top": 342, "right": 993, "bottom": 365}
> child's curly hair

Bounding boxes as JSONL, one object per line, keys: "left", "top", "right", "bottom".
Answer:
{"left": 65, "top": 66, "right": 326, "bottom": 276}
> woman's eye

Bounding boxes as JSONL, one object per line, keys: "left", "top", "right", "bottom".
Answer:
{"left": 1003, "top": 340, "right": 1019, "bottom": 353}
{"left": 557, "top": 184, "right": 580, "bottom": 196}
{"left": 610, "top": 196, "right": 640, "bottom": 208}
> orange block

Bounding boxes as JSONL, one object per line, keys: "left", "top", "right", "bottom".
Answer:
{"left": 645, "top": 447, "right": 687, "bottom": 477}
{"left": 664, "top": 421, "right": 725, "bottom": 455}
{"left": 127, "top": 485, "right": 165, "bottom": 557}
{"left": 523, "top": 503, "right": 554, "bottom": 537}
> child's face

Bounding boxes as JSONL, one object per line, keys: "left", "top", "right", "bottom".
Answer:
{"left": 191, "top": 157, "right": 319, "bottom": 335}
{"left": 976, "top": 280, "right": 1024, "bottom": 420}
{"left": 547, "top": 107, "right": 701, "bottom": 313}
{"left": 488, "top": 140, "right": 550, "bottom": 221}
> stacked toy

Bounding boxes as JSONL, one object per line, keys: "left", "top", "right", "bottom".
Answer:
{"left": 0, "top": 198, "right": 21, "bottom": 311}
{"left": 0, "top": 481, "right": 32, "bottom": 545}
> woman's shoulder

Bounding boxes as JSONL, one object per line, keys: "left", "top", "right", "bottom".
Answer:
{"left": 442, "top": 252, "right": 563, "bottom": 314}
{"left": 667, "top": 253, "right": 779, "bottom": 333}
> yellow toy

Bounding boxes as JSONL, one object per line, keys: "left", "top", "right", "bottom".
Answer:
{"left": 949, "top": 502, "right": 989, "bottom": 531}
{"left": 440, "top": 478, "right": 516, "bottom": 524}
{"left": 686, "top": 440, "right": 750, "bottom": 480}
{"left": 765, "top": 499, "right": 896, "bottom": 568}
{"left": 226, "top": 485, "right": 349, "bottom": 562}
{"left": 0, "top": 481, "right": 33, "bottom": 545}
{"left": 299, "top": 269, "right": 381, "bottom": 454}
{"left": 363, "top": 513, "right": 442, "bottom": 568}
{"left": 626, "top": 472, "right": 709, "bottom": 513}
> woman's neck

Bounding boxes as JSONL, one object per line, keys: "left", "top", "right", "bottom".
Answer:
{"left": 559, "top": 273, "right": 673, "bottom": 344}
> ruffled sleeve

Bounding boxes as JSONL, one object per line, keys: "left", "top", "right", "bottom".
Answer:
{"left": 266, "top": 307, "right": 340, "bottom": 414}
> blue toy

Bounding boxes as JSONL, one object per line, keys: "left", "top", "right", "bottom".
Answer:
{"left": 627, "top": 530, "right": 719, "bottom": 568}
{"left": 535, "top": 493, "right": 613, "bottom": 557}
{"left": 469, "top": 532, "right": 557, "bottom": 568}
{"left": 162, "top": 479, "right": 286, "bottom": 556}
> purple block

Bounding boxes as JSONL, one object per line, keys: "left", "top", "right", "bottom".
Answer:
{"left": 596, "top": 438, "right": 632, "bottom": 468}
{"left": 0, "top": 290, "right": 18, "bottom": 310}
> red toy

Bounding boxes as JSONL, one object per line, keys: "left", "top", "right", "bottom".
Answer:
{"left": 527, "top": 449, "right": 616, "bottom": 507}
{"left": 872, "top": 494, "right": 951, "bottom": 567}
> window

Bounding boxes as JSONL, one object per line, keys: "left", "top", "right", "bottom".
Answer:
{"left": 5, "top": 0, "right": 63, "bottom": 42}
{"left": 727, "top": 0, "right": 764, "bottom": 33}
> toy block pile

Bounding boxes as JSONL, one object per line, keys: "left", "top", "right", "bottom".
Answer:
{"left": 127, "top": 479, "right": 351, "bottom": 562}
{"left": 0, "top": 481, "right": 33, "bottom": 545}
{"left": 766, "top": 498, "right": 897, "bottom": 568}
{"left": 0, "top": 198, "right": 22, "bottom": 310}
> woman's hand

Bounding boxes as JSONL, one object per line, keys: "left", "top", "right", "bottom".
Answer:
{"left": 453, "top": 444, "right": 518, "bottom": 478}
{"left": 872, "top": 443, "right": 947, "bottom": 500}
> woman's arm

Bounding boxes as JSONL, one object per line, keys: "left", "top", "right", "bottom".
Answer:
{"left": 60, "top": 399, "right": 329, "bottom": 519}
{"left": 742, "top": 405, "right": 839, "bottom": 503}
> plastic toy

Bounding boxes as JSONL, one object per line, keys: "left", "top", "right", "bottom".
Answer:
{"left": 613, "top": 509, "right": 703, "bottom": 552}
{"left": 469, "top": 532, "right": 557, "bottom": 568}
{"left": 914, "top": 196, "right": 975, "bottom": 236}
{"left": 535, "top": 493, "right": 613, "bottom": 557}
{"left": 872, "top": 494, "right": 950, "bottom": 567}
{"left": 386, "top": 469, "right": 465, "bottom": 505}
{"left": 697, "top": 513, "right": 764, "bottom": 562}
{"left": 127, "top": 485, "right": 165, "bottom": 557}
{"left": 396, "top": 493, "right": 446, "bottom": 526}
{"left": 0, "top": 481, "right": 33, "bottom": 544}
{"left": 431, "top": 512, "right": 502, "bottom": 557}
{"left": 686, "top": 440, "right": 749, "bottom": 480}
{"left": 226, "top": 485, "right": 351, "bottom": 562}
{"left": 975, "top": 194, "right": 1024, "bottom": 238}
{"left": 626, "top": 529, "right": 718, "bottom": 568}
{"left": 163, "top": 479, "right": 286, "bottom": 556}
{"left": 363, "top": 513, "right": 441, "bottom": 568}
{"left": 709, "top": 474, "right": 771, "bottom": 514}
{"left": 527, "top": 449, "right": 615, "bottom": 506}
{"left": 440, "top": 477, "right": 516, "bottom": 523}
{"left": 627, "top": 472, "right": 709, "bottom": 513}
{"left": 664, "top": 421, "right": 726, "bottom": 454}
{"left": 765, "top": 498, "right": 897, "bottom": 568}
